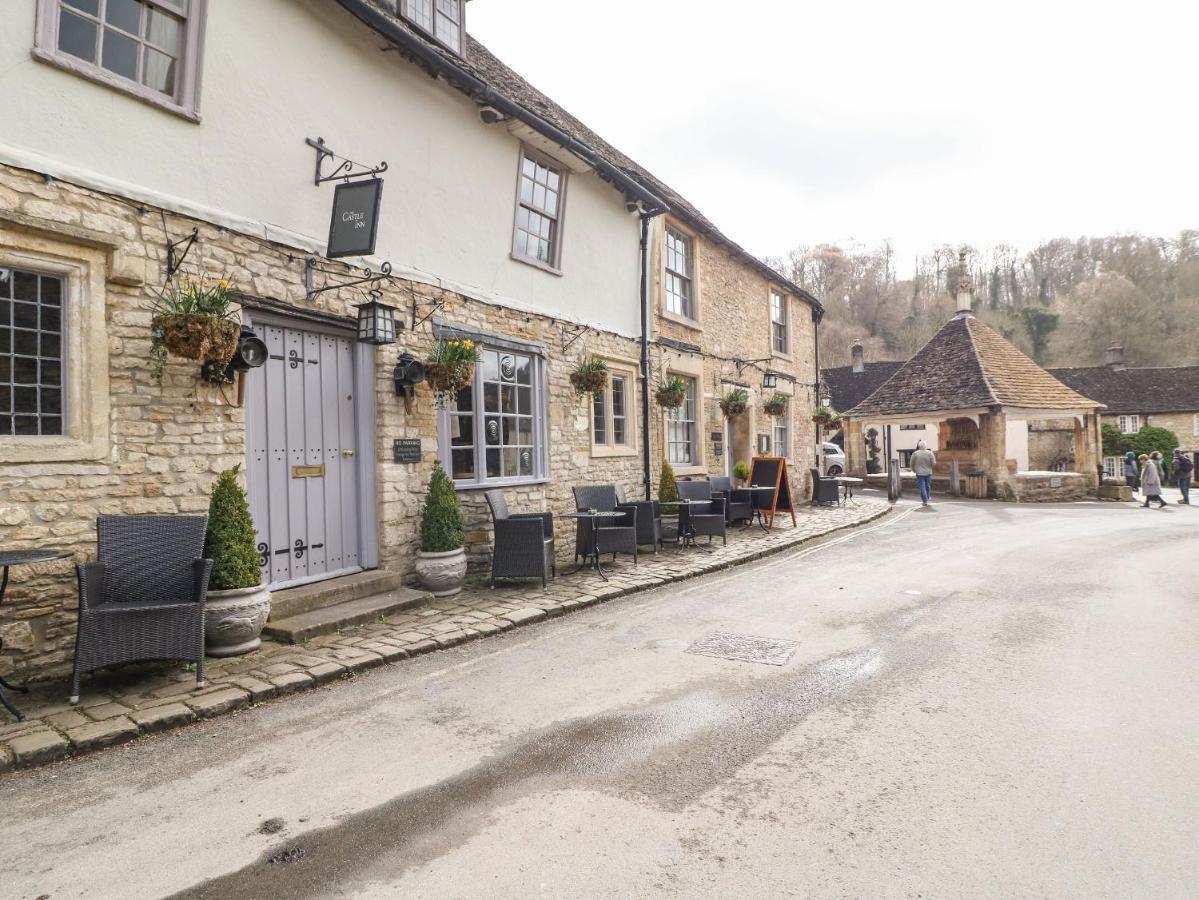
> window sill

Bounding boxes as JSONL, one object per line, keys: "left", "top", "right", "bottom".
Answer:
{"left": 453, "top": 476, "right": 550, "bottom": 492}
{"left": 671, "top": 465, "right": 707, "bottom": 477}
{"left": 771, "top": 350, "right": 793, "bottom": 363}
{"left": 510, "top": 252, "right": 563, "bottom": 277}
{"left": 31, "top": 47, "right": 201, "bottom": 123}
{"left": 660, "top": 310, "right": 702, "bottom": 332}
{"left": 590, "top": 444, "right": 638, "bottom": 459}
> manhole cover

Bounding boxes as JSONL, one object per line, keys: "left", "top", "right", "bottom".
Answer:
{"left": 685, "top": 632, "right": 798, "bottom": 666}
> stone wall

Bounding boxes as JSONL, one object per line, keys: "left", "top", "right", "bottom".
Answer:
{"left": 1028, "top": 419, "right": 1077, "bottom": 471}
{"left": 1005, "top": 472, "right": 1090, "bottom": 503}
{"left": 0, "top": 163, "right": 646, "bottom": 680}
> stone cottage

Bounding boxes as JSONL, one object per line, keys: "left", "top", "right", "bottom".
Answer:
{"left": 0, "top": 1, "right": 820, "bottom": 679}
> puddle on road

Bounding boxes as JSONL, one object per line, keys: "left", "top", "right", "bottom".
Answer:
{"left": 171, "top": 604, "right": 943, "bottom": 900}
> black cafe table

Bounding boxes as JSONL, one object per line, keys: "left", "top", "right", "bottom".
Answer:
{"left": 562, "top": 510, "right": 625, "bottom": 581}
{"left": 745, "top": 486, "right": 777, "bottom": 532}
{"left": 660, "top": 499, "right": 707, "bottom": 551}
{"left": 0, "top": 548, "right": 71, "bottom": 721}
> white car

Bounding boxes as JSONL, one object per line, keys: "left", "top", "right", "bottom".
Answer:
{"left": 823, "top": 442, "right": 846, "bottom": 476}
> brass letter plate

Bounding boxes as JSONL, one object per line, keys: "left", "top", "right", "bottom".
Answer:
{"left": 291, "top": 464, "right": 325, "bottom": 479}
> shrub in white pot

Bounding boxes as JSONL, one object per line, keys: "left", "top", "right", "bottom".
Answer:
{"left": 203, "top": 465, "right": 271, "bottom": 656}
{"left": 415, "top": 462, "right": 467, "bottom": 597}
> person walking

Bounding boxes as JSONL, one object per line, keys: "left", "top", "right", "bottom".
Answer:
{"left": 1139, "top": 453, "right": 1167, "bottom": 508}
{"left": 1123, "top": 450, "right": 1139, "bottom": 495}
{"left": 1173, "top": 449, "right": 1193, "bottom": 505}
{"left": 911, "top": 440, "right": 936, "bottom": 507}
{"left": 1150, "top": 450, "right": 1166, "bottom": 481}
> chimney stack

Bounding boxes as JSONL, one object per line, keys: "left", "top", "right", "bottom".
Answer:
{"left": 955, "top": 248, "right": 973, "bottom": 315}
{"left": 851, "top": 341, "right": 865, "bottom": 374}
{"left": 1105, "top": 341, "right": 1126, "bottom": 370}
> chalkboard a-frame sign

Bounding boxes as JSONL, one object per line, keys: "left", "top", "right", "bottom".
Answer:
{"left": 327, "top": 178, "right": 384, "bottom": 259}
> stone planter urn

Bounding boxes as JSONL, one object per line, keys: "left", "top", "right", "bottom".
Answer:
{"left": 415, "top": 548, "right": 467, "bottom": 597}
{"left": 205, "top": 583, "right": 272, "bottom": 657}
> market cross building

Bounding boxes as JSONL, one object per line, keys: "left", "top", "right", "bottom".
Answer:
{"left": 842, "top": 252, "right": 1105, "bottom": 501}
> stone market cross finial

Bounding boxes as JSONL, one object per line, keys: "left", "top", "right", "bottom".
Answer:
{"left": 956, "top": 247, "right": 973, "bottom": 315}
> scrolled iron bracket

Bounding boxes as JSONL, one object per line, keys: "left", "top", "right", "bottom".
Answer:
{"left": 306, "top": 136, "right": 388, "bottom": 186}
{"left": 304, "top": 255, "right": 396, "bottom": 301}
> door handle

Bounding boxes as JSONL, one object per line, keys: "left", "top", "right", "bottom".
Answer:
{"left": 342, "top": 449, "right": 355, "bottom": 457}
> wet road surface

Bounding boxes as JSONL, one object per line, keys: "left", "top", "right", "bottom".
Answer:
{"left": 3, "top": 495, "right": 1197, "bottom": 898}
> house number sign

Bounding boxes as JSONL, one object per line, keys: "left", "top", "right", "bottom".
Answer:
{"left": 393, "top": 439, "right": 422, "bottom": 464}
{"left": 327, "top": 178, "right": 384, "bottom": 259}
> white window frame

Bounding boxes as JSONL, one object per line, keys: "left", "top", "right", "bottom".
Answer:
{"left": 773, "top": 414, "right": 789, "bottom": 459}
{"left": 1102, "top": 456, "right": 1122, "bottom": 479}
{"left": 770, "top": 289, "right": 789, "bottom": 355}
{"left": 664, "top": 226, "right": 696, "bottom": 321}
{"left": 33, "top": 0, "right": 207, "bottom": 121}
{"left": 511, "top": 147, "right": 567, "bottom": 274}
{"left": 665, "top": 374, "right": 698, "bottom": 466}
{"left": 400, "top": 0, "right": 465, "bottom": 55}
{"left": 590, "top": 362, "right": 637, "bottom": 457}
{"left": 1118, "top": 414, "right": 1141, "bottom": 434}
{"left": 437, "top": 343, "right": 548, "bottom": 488}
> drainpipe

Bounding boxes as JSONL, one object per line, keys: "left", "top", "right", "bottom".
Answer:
{"left": 812, "top": 306, "right": 824, "bottom": 470}
{"left": 640, "top": 212, "right": 653, "bottom": 500}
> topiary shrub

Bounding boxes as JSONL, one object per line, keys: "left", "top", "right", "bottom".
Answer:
{"left": 420, "top": 462, "right": 465, "bottom": 553}
{"left": 204, "top": 465, "right": 262, "bottom": 590}
{"left": 658, "top": 460, "right": 679, "bottom": 504}
{"left": 733, "top": 460, "right": 750, "bottom": 484}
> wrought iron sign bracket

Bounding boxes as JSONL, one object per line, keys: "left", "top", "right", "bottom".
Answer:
{"left": 306, "top": 136, "right": 388, "bottom": 186}
{"left": 166, "top": 227, "right": 199, "bottom": 278}
{"left": 733, "top": 356, "right": 772, "bottom": 377}
{"left": 559, "top": 323, "right": 588, "bottom": 353}
{"left": 304, "top": 255, "right": 396, "bottom": 302}
{"left": 410, "top": 292, "right": 446, "bottom": 332}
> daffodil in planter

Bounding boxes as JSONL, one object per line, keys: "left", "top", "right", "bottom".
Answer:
{"left": 151, "top": 275, "right": 240, "bottom": 384}
{"left": 425, "top": 338, "right": 480, "bottom": 407}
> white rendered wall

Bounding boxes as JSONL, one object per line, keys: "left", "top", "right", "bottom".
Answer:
{"left": 0, "top": 0, "right": 643, "bottom": 336}
{"left": 1005, "top": 418, "right": 1031, "bottom": 472}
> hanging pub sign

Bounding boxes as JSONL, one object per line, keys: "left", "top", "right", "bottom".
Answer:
{"left": 327, "top": 178, "right": 384, "bottom": 259}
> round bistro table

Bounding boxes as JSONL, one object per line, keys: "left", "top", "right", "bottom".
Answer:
{"left": 562, "top": 510, "right": 625, "bottom": 581}
{"left": 834, "top": 476, "right": 865, "bottom": 506}
{"left": 0, "top": 548, "right": 71, "bottom": 721}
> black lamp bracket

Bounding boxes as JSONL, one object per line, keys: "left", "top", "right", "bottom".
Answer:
{"left": 410, "top": 290, "right": 447, "bottom": 332}
{"left": 558, "top": 323, "right": 589, "bottom": 353}
{"left": 304, "top": 255, "right": 396, "bottom": 302}
{"left": 733, "top": 356, "right": 772, "bottom": 377}
{"left": 306, "top": 136, "right": 389, "bottom": 186}
{"left": 166, "top": 227, "right": 199, "bottom": 278}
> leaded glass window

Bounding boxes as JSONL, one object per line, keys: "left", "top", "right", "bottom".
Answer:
{"left": 0, "top": 267, "right": 64, "bottom": 437}
{"left": 513, "top": 152, "right": 565, "bottom": 269}
{"left": 665, "top": 227, "right": 693, "bottom": 318}
{"left": 666, "top": 375, "right": 697, "bottom": 465}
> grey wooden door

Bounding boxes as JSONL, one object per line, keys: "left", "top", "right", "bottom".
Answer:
{"left": 245, "top": 322, "right": 362, "bottom": 590}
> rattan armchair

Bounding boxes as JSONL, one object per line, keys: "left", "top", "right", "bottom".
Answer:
{"left": 573, "top": 485, "right": 639, "bottom": 565}
{"left": 485, "top": 490, "right": 556, "bottom": 588}
{"left": 709, "top": 476, "right": 754, "bottom": 524}
{"left": 71, "top": 515, "right": 211, "bottom": 704}
{"left": 810, "top": 467, "right": 840, "bottom": 506}
{"left": 676, "top": 481, "right": 728, "bottom": 545}
{"left": 615, "top": 484, "right": 663, "bottom": 551}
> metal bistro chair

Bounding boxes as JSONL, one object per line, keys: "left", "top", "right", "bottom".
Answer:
{"left": 484, "top": 490, "right": 556, "bottom": 588}
{"left": 709, "top": 476, "right": 754, "bottom": 525}
{"left": 572, "top": 485, "right": 639, "bottom": 565}
{"left": 676, "top": 481, "right": 728, "bottom": 545}
{"left": 615, "top": 484, "right": 663, "bottom": 552}
{"left": 71, "top": 515, "right": 212, "bottom": 704}
{"left": 810, "top": 467, "right": 840, "bottom": 506}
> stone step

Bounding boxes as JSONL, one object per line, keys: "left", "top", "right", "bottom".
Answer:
{"left": 262, "top": 587, "right": 430, "bottom": 644}
{"left": 268, "top": 570, "right": 404, "bottom": 621}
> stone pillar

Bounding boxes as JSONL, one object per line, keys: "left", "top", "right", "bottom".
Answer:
{"left": 1074, "top": 412, "right": 1101, "bottom": 490}
{"left": 978, "top": 411, "right": 1013, "bottom": 499}
{"left": 844, "top": 417, "right": 866, "bottom": 478}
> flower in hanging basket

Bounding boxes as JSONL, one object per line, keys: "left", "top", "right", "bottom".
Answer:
{"left": 150, "top": 276, "right": 240, "bottom": 383}
{"left": 654, "top": 375, "right": 689, "bottom": 409}
{"left": 718, "top": 387, "right": 749, "bottom": 418}
{"left": 812, "top": 405, "right": 841, "bottom": 427}
{"left": 763, "top": 392, "right": 789, "bottom": 416}
{"left": 425, "top": 338, "right": 480, "bottom": 406}
{"left": 569, "top": 357, "right": 609, "bottom": 397}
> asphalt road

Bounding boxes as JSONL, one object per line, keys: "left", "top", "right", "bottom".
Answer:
{"left": 2, "top": 493, "right": 1197, "bottom": 899}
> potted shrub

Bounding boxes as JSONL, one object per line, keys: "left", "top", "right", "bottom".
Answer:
{"left": 415, "top": 462, "right": 467, "bottom": 597}
{"left": 812, "top": 405, "right": 841, "bottom": 427}
{"left": 658, "top": 459, "right": 680, "bottom": 504}
{"left": 569, "top": 357, "right": 609, "bottom": 396}
{"left": 719, "top": 388, "right": 749, "bottom": 418}
{"left": 202, "top": 466, "right": 271, "bottom": 657}
{"left": 425, "top": 338, "right": 480, "bottom": 406}
{"left": 763, "top": 393, "right": 788, "bottom": 416}
{"left": 151, "top": 276, "right": 240, "bottom": 384}
{"left": 733, "top": 460, "right": 750, "bottom": 485}
{"left": 655, "top": 375, "right": 688, "bottom": 409}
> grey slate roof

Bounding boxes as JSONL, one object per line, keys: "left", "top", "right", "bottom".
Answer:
{"left": 846, "top": 315, "right": 1102, "bottom": 418}
{"left": 1046, "top": 365, "right": 1199, "bottom": 415}
{"left": 821, "top": 362, "right": 904, "bottom": 414}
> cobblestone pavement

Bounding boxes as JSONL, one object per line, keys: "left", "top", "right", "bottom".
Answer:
{"left": 0, "top": 500, "right": 889, "bottom": 772}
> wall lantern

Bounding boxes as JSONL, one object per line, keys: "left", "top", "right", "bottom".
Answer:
{"left": 762, "top": 372, "right": 779, "bottom": 390}
{"left": 393, "top": 351, "right": 427, "bottom": 413}
{"left": 356, "top": 298, "right": 397, "bottom": 345}
{"left": 819, "top": 382, "right": 832, "bottom": 408}
{"left": 200, "top": 326, "right": 269, "bottom": 404}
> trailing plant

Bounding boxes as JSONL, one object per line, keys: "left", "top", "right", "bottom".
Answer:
{"left": 203, "top": 465, "right": 262, "bottom": 591}
{"left": 569, "top": 357, "right": 609, "bottom": 397}
{"left": 812, "top": 405, "right": 841, "bottom": 427}
{"left": 425, "top": 338, "right": 480, "bottom": 407}
{"left": 718, "top": 387, "right": 749, "bottom": 417}
{"left": 419, "top": 462, "right": 465, "bottom": 553}
{"left": 732, "top": 460, "right": 750, "bottom": 484}
{"left": 763, "top": 393, "right": 788, "bottom": 416}
{"left": 150, "top": 275, "right": 240, "bottom": 383}
{"left": 655, "top": 375, "right": 689, "bottom": 409}
{"left": 658, "top": 460, "right": 679, "bottom": 505}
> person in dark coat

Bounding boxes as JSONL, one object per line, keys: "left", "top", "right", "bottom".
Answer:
{"left": 1173, "top": 449, "right": 1193, "bottom": 505}
{"left": 1122, "top": 451, "right": 1139, "bottom": 494}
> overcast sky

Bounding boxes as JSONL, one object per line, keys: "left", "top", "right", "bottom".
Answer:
{"left": 468, "top": 0, "right": 1198, "bottom": 275}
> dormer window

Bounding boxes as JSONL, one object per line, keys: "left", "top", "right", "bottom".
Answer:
{"left": 402, "top": 0, "right": 463, "bottom": 54}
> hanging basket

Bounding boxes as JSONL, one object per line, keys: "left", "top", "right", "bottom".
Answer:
{"left": 763, "top": 394, "right": 788, "bottom": 417}
{"left": 570, "top": 369, "right": 608, "bottom": 396}
{"left": 812, "top": 405, "right": 841, "bottom": 427}
{"left": 719, "top": 388, "right": 749, "bottom": 418}
{"left": 425, "top": 361, "right": 474, "bottom": 396}
{"left": 655, "top": 387, "right": 686, "bottom": 409}
{"left": 153, "top": 314, "right": 239, "bottom": 363}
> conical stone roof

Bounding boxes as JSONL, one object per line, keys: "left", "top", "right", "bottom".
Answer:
{"left": 846, "top": 315, "right": 1103, "bottom": 418}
